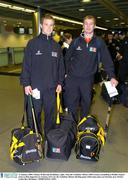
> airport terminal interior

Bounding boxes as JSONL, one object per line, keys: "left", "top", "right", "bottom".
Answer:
{"left": 0, "top": 0, "right": 128, "bottom": 173}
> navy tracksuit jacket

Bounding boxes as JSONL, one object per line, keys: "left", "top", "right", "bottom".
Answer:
{"left": 64, "top": 33, "right": 115, "bottom": 121}
{"left": 20, "top": 33, "right": 65, "bottom": 135}
{"left": 118, "top": 37, "right": 128, "bottom": 83}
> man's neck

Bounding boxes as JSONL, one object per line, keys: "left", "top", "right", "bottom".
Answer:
{"left": 42, "top": 32, "right": 51, "bottom": 36}
{"left": 84, "top": 32, "right": 93, "bottom": 38}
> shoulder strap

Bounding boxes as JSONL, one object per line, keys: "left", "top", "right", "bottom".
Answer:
{"left": 21, "top": 97, "right": 28, "bottom": 127}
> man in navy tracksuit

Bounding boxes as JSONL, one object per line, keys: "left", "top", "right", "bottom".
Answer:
{"left": 20, "top": 14, "right": 65, "bottom": 136}
{"left": 117, "top": 35, "right": 128, "bottom": 83}
{"left": 64, "top": 15, "right": 118, "bottom": 121}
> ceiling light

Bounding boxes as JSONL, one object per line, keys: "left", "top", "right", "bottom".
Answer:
{"left": 97, "top": 17, "right": 101, "bottom": 19}
{"left": 11, "top": 5, "right": 25, "bottom": 11}
{"left": 105, "top": 20, "right": 110, "bottom": 22}
{"left": 113, "top": 18, "right": 119, "bottom": 20}
{"left": 52, "top": 15, "right": 83, "bottom": 25}
{"left": 82, "top": 0, "right": 91, "bottom": 2}
{"left": 0, "top": 2, "right": 11, "bottom": 8}
{"left": 95, "top": 26, "right": 107, "bottom": 30}
{"left": 120, "top": 22, "right": 125, "bottom": 24}
{"left": 52, "top": 15, "right": 107, "bottom": 30}
{"left": 79, "top": 8, "right": 85, "bottom": 11}
{"left": 24, "top": 8, "right": 35, "bottom": 13}
{"left": 0, "top": 2, "right": 35, "bottom": 13}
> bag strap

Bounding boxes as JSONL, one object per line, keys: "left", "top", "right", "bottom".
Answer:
{"left": 104, "top": 104, "right": 112, "bottom": 139}
{"left": 28, "top": 95, "right": 40, "bottom": 137}
{"left": 77, "top": 117, "right": 87, "bottom": 127}
{"left": 21, "top": 97, "right": 28, "bottom": 127}
{"left": 56, "top": 92, "right": 63, "bottom": 125}
{"left": 77, "top": 115, "right": 92, "bottom": 127}
{"left": 97, "top": 127, "right": 105, "bottom": 145}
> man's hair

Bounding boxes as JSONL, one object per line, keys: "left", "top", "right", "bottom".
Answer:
{"left": 83, "top": 15, "right": 96, "bottom": 25}
{"left": 63, "top": 33, "right": 72, "bottom": 41}
{"left": 41, "top": 14, "right": 55, "bottom": 24}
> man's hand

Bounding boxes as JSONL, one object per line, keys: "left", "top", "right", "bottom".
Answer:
{"left": 56, "top": 84, "right": 62, "bottom": 93}
{"left": 24, "top": 85, "right": 32, "bottom": 95}
{"left": 116, "top": 52, "right": 123, "bottom": 61}
{"left": 110, "top": 78, "right": 118, "bottom": 87}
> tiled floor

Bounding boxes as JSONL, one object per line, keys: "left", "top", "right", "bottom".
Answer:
{"left": 0, "top": 75, "right": 128, "bottom": 172}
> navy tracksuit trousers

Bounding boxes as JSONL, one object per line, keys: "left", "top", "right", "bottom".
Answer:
{"left": 64, "top": 75, "right": 94, "bottom": 122}
{"left": 26, "top": 88, "right": 56, "bottom": 136}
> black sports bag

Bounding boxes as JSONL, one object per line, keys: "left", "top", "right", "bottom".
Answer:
{"left": 75, "top": 130, "right": 103, "bottom": 161}
{"left": 46, "top": 111, "right": 76, "bottom": 160}
{"left": 10, "top": 95, "right": 44, "bottom": 165}
{"left": 10, "top": 127, "right": 43, "bottom": 165}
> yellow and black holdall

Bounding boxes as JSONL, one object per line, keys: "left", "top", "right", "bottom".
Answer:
{"left": 10, "top": 95, "right": 44, "bottom": 165}
{"left": 75, "top": 115, "right": 105, "bottom": 161}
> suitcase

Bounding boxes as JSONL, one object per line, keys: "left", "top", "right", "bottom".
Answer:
{"left": 10, "top": 95, "right": 44, "bottom": 165}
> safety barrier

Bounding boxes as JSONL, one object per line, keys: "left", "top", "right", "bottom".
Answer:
{"left": 0, "top": 47, "right": 25, "bottom": 67}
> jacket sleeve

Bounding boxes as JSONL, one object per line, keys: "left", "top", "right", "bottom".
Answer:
{"left": 100, "top": 39, "right": 116, "bottom": 79}
{"left": 58, "top": 48, "right": 65, "bottom": 86}
{"left": 20, "top": 40, "right": 32, "bottom": 87}
{"left": 64, "top": 39, "right": 76, "bottom": 74}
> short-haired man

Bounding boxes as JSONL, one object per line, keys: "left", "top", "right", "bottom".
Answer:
{"left": 64, "top": 15, "right": 118, "bottom": 121}
{"left": 20, "top": 14, "right": 65, "bottom": 136}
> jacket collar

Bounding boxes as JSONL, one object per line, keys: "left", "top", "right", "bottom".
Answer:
{"left": 38, "top": 33, "right": 53, "bottom": 40}
{"left": 80, "top": 32, "right": 97, "bottom": 39}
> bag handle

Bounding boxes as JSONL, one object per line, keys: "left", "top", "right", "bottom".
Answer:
{"left": 104, "top": 104, "right": 112, "bottom": 139}
{"left": 28, "top": 95, "right": 40, "bottom": 137}
{"left": 56, "top": 92, "right": 63, "bottom": 125}
{"left": 29, "top": 95, "right": 43, "bottom": 157}
{"left": 21, "top": 96, "right": 29, "bottom": 128}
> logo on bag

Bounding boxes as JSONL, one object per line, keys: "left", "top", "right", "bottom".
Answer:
{"left": 80, "top": 154, "right": 91, "bottom": 159}
{"left": 86, "top": 145, "right": 91, "bottom": 149}
{"left": 25, "top": 149, "right": 37, "bottom": 154}
{"left": 52, "top": 147, "right": 61, "bottom": 153}
{"left": 86, "top": 127, "right": 96, "bottom": 131}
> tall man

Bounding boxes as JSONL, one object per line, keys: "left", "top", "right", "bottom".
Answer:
{"left": 64, "top": 15, "right": 118, "bottom": 121}
{"left": 20, "top": 14, "right": 65, "bottom": 136}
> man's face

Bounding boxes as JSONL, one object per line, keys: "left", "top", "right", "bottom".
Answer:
{"left": 108, "top": 34, "right": 113, "bottom": 40}
{"left": 83, "top": 19, "right": 95, "bottom": 34}
{"left": 42, "top": 18, "right": 54, "bottom": 36}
